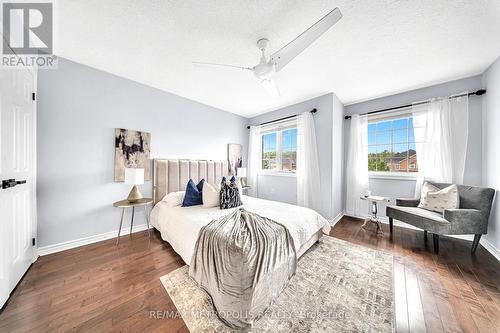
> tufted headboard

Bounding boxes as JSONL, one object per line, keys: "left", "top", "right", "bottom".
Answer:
{"left": 153, "top": 159, "right": 230, "bottom": 205}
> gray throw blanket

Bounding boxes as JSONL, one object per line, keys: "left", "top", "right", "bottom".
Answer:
{"left": 189, "top": 208, "right": 297, "bottom": 330}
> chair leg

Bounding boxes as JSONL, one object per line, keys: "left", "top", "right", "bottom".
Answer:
{"left": 424, "top": 230, "right": 428, "bottom": 243}
{"left": 471, "top": 234, "right": 482, "bottom": 254}
{"left": 389, "top": 217, "right": 393, "bottom": 236}
{"left": 433, "top": 234, "right": 439, "bottom": 254}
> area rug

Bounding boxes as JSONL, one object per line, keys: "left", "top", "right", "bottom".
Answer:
{"left": 160, "top": 236, "right": 394, "bottom": 332}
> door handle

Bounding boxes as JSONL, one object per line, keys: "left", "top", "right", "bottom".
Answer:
{"left": 1, "top": 179, "right": 27, "bottom": 189}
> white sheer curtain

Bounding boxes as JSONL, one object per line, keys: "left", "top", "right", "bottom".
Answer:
{"left": 296, "top": 111, "right": 321, "bottom": 211}
{"left": 412, "top": 94, "right": 468, "bottom": 196}
{"left": 247, "top": 126, "right": 261, "bottom": 197}
{"left": 345, "top": 114, "right": 369, "bottom": 217}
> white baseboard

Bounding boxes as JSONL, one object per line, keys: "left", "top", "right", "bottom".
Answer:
{"left": 481, "top": 238, "right": 500, "bottom": 262}
{"left": 329, "top": 211, "right": 345, "bottom": 227}
{"left": 37, "top": 224, "right": 152, "bottom": 256}
{"left": 344, "top": 214, "right": 500, "bottom": 262}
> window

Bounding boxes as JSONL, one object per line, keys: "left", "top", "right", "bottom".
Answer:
{"left": 261, "top": 127, "right": 297, "bottom": 172}
{"left": 367, "top": 113, "right": 418, "bottom": 174}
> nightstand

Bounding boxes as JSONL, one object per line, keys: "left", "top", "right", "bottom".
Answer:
{"left": 241, "top": 186, "right": 251, "bottom": 195}
{"left": 113, "top": 198, "right": 153, "bottom": 245}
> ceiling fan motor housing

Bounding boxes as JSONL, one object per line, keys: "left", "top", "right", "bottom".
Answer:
{"left": 253, "top": 62, "right": 275, "bottom": 79}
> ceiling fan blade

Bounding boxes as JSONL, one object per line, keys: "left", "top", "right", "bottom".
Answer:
{"left": 192, "top": 61, "right": 252, "bottom": 71}
{"left": 270, "top": 8, "right": 342, "bottom": 72}
{"left": 261, "top": 78, "right": 280, "bottom": 97}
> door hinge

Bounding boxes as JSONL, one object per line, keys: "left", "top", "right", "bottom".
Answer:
{"left": 32, "top": 92, "right": 36, "bottom": 101}
{"left": 32, "top": 238, "right": 36, "bottom": 246}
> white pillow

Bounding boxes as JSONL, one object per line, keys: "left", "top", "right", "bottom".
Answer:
{"left": 202, "top": 182, "right": 220, "bottom": 208}
{"left": 418, "top": 182, "right": 459, "bottom": 213}
{"left": 161, "top": 191, "right": 185, "bottom": 207}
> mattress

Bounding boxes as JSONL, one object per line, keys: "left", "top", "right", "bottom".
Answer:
{"left": 150, "top": 195, "right": 331, "bottom": 264}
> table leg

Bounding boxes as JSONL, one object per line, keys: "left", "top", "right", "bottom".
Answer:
{"left": 375, "top": 219, "right": 383, "bottom": 235}
{"left": 116, "top": 207, "right": 125, "bottom": 245}
{"left": 373, "top": 202, "right": 383, "bottom": 235}
{"left": 372, "top": 201, "right": 378, "bottom": 219}
{"left": 361, "top": 218, "right": 370, "bottom": 229}
{"left": 130, "top": 206, "right": 135, "bottom": 236}
{"left": 362, "top": 202, "right": 374, "bottom": 230}
{"left": 144, "top": 205, "right": 150, "bottom": 238}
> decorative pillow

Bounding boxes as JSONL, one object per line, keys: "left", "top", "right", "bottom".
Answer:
{"left": 220, "top": 177, "right": 242, "bottom": 210}
{"left": 230, "top": 175, "right": 243, "bottom": 193}
{"left": 162, "top": 191, "right": 185, "bottom": 207}
{"left": 196, "top": 179, "right": 205, "bottom": 192}
{"left": 418, "top": 182, "right": 459, "bottom": 213}
{"left": 202, "top": 182, "right": 220, "bottom": 208}
{"left": 182, "top": 179, "right": 205, "bottom": 207}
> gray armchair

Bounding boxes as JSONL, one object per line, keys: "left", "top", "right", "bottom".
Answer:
{"left": 386, "top": 182, "right": 495, "bottom": 254}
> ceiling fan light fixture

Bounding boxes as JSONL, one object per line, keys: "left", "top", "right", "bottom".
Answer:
{"left": 261, "top": 78, "right": 280, "bottom": 97}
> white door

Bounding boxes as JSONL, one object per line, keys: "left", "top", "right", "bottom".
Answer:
{"left": 0, "top": 67, "right": 37, "bottom": 308}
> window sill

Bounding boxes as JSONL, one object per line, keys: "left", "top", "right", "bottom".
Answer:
{"left": 258, "top": 172, "right": 296, "bottom": 178}
{"left": 369, "top": 173, "right": 417, "bottom": 181}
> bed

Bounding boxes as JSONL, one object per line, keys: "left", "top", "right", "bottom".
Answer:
{"left": 150, "top": 159, "right": 331, "bottom": 265}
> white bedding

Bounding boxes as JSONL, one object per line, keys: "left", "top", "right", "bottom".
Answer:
{"left": 150, "top": 195, "right": 331, "bottom": 264}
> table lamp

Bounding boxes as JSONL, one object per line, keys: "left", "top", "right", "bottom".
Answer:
{"left": 236, "top": 167, "right": 247, "bottom": 187}
{"left": 125, "top": 168, "right": 144, "bottom": 203}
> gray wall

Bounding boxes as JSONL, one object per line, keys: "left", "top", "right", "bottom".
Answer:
{"left": 482, "top": 56, "right": 500, "bottom": 251}
{"left": 344, "top": 75, "right": 485, "bottom": 219}
{"left": 248, "top": 93, "right": 344, "bottom": 220}
{"left": 37, "top": 58, "right": 248, "bottom": 247}
{"left": 332, "top": 95, "right": 345, "bottom": 218}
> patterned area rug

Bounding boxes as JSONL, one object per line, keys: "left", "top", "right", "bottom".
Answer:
{"left": 160, "top": 236, "right": 394, "bottom": 332}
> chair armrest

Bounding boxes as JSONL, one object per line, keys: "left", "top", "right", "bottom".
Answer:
{"left": 396, "top": 198, "right": 420, "bottom": 207}
{"left": 444, "top": 208, "right": 483, "bottom": 223}
{"left": 444, "top": 208, "right": 488, "bottom": 234}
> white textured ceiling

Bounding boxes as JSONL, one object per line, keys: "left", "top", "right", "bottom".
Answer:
{"left": 54, "top": 0, "right": 500, "bottom": 117}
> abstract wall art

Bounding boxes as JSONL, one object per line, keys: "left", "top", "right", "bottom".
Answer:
{"left": 114, "top": 128, "right": 151, "bottom": 181}
{"left": 228, "top": 143, "right": 242, "bottom": 175}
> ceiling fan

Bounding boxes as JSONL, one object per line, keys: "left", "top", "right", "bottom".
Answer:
{"left": 192, "top": 8, "right": 342, "bottom": 96}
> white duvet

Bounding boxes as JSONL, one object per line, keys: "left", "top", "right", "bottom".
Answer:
{"left": 150, "top": 195, "right": 331, "bottom": 264}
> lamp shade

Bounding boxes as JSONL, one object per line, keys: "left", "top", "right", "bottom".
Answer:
{"left": 124, "top": 168, "right": 144, "bottom": 185}
{"left": 236, "top": 167, "right": 247, "bottom": 177}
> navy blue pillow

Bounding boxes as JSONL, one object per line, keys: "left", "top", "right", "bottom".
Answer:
{"left": 182, "top": 179, "right": 204, "bottom": 207}
{"left": 197, "top": 179, "right": 205, "bottom": 192}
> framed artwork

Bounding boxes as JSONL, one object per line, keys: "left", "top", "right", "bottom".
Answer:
{"left": 228, "top": 143, "right": 242, "bottom": 175}
{"left": 114, "top": 128, "right": 151, "bottom": 181}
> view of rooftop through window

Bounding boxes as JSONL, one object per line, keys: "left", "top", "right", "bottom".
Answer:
{"left": 368, "top": 115, "right": 418, "bottom": 173}
{"left": 262, "top": 128, "right": 297, "bottom": 172}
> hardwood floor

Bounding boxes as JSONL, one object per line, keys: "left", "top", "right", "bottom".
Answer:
{"left": 1, "top": 217, "right": 499, "bottom": 333}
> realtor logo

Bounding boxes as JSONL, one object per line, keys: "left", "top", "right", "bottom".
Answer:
{"left": 1, "top": 1, "right": 57, "bottom": 68}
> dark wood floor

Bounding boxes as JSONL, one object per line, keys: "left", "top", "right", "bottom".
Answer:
{"left": 1, "top": 217, "right": 499, "bottom": 333}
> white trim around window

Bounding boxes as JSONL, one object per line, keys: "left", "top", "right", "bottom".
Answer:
{"left": 258, "top": 170, "right": 297, "bottom": 177}
{"left": 368, "top": 171, "right": 417, "bottom": 180}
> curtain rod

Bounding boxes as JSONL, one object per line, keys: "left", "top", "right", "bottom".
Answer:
{"left": 246, "top": 108, "right": 317, "bottom": 129}
{"left": 344, "top": 89, "right": 486, "bottom": 120}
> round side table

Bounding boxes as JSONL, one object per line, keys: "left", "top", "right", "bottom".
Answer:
{"left": 113, "top": 198, "right": 153, "bottom": 245}
{"left": 360, "top": 195, "right": 391, "bottom": 234}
